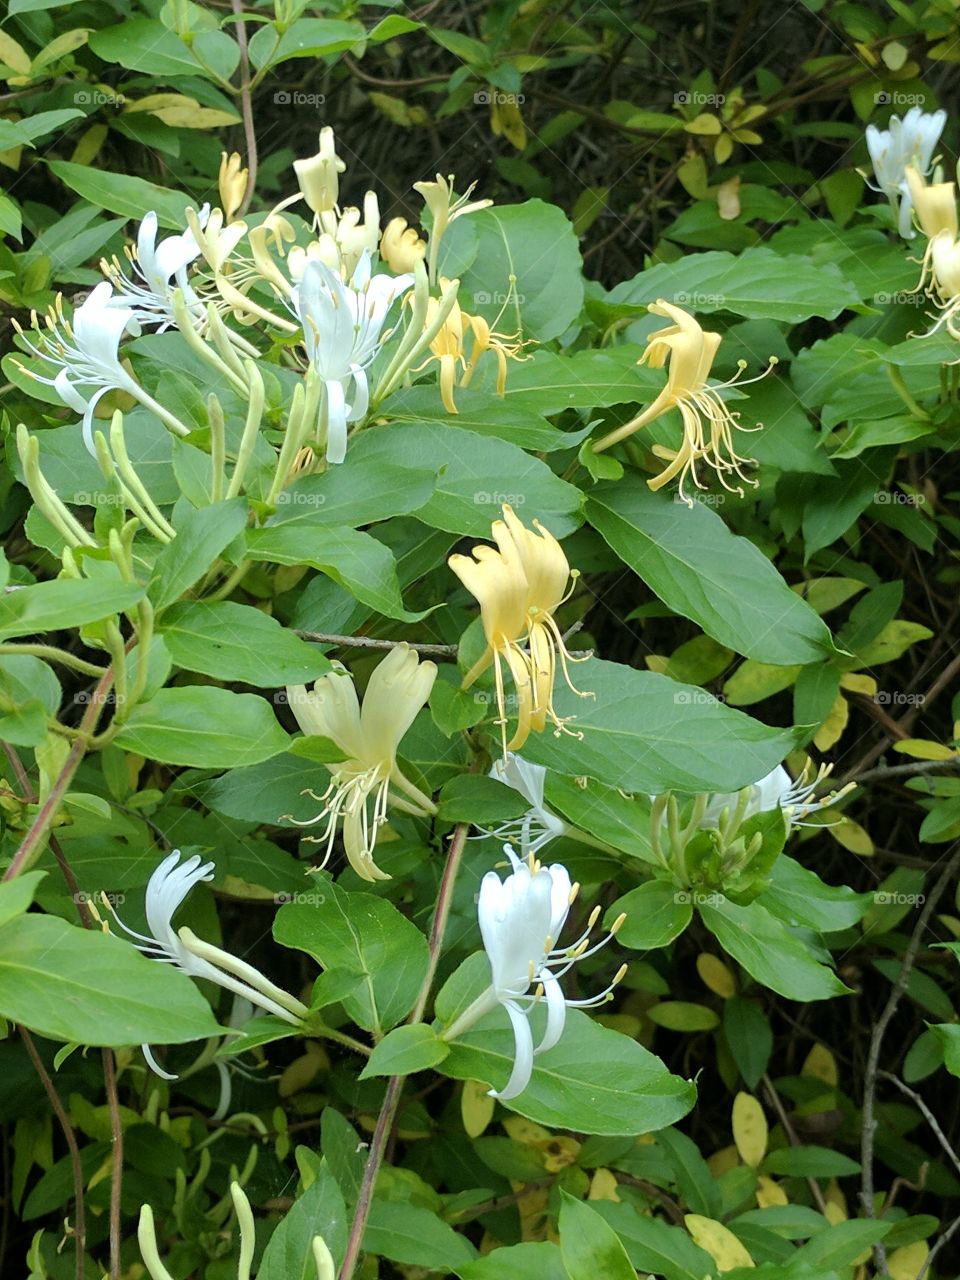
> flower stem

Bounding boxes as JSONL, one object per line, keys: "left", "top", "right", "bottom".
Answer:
{"left": 338, "top": 822, "right": 469, "bottom": 1280}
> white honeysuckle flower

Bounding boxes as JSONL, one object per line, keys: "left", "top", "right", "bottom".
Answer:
{"left": 293, "top": 251, "right": 413, "bottom": 462}
{"left": 284, "top": 644, "right": 437, "bottom": 881}
{"left": 482, "top": 753, "right": 567, "bottom": 855}
{"left": 112, "top": 850, "right": 308, "bottom": 1079}
{"left": 102, "top": 207, "right": 209, "bottom": 327}
{"left": 13, "top": 282, "right": 143, "bottom": 453}
{"left": 446, "top": 846, "right": 625, "bottom": 1101}
{"left": 698, "top": 762, "right": 852, "bottom": 831}
{"left": 865, "top": 107, "right": 947, "bottom": 238}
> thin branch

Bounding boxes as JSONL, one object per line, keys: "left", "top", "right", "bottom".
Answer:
{"left": 298, "top": 631, "right": 458, "bottom": 655}
{"left": 101, "top": 1050, "right": 123, "bottom": 1280}
{"left": 861, "top": 846, "right": 960, "bottom": 1276}
{"left": 20, "top": 1029, "right": 86, "bottom": 1280}
{"left": 762, "top": 1073, "right": 829, "bottom": 1214}
{"left": 877, "top": 1072, "right": 960, "bottom": 1180}
{"left": 230, "top": 0, "right": 257, "bottom": 214}
{"left": 848, "top": 757, "right": 960, "bottom": 786}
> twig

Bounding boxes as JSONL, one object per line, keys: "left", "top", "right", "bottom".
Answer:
{"left": 847, "top": 757, "right": 960, "bottom": 786}
{"left": 919, "top": 1214, "right": 960, "bottom": 1279}
{"left": 762, "top": 1073, "right": 829, "bottom": 1214}
{"left": 20, "top": 1029, "right": 86, "bottom": 1280}
{"left": 101, "top": 1050, "right": 123, "bottom": 1280}
{"left": 230, "top": 0, "right": 257, "bottom": 214}
{"left": 877, "top": 1072, "right": 960, "bottom": 1180}
{"left": 338, "top": 822, "right": 470, "bottom": 1280}
{"left": 298, "top": 631, "right": 458, "bottom": 655}
{"left": 861, "top": 846, "right": 960, "bottom": 1276}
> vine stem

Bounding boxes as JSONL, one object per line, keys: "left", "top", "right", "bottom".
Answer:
{"left": 860, "top": 845, "right": 960, "bottom": 1275}
{"left": 338, "top": 822, "right": 470, "bottom": 1280}
{"left": 230, "top": 0, "right": 257, "bottom": 215}
{"left": 101, "top": 1049, "right": 123, "bottom": 1280}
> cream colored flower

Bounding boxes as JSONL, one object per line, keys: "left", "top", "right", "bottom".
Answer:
{"left": 593, "top": 299, "right": 775, "bottom": 504}
{"left": 219, "top": 150, "right": 249, "bottom": 222}
{"left": 418, "top": 281, "right": 527, "bottom": 413}
{"left": 293, "top": 126, "right": 346, "bottom": 217}
{"left": 284, "top": 645, "right": 437, "bottom": 881}
{"left": 449, "top": 505, "right": 590, "bottom": 757}
{"left": 381, "top": 215, "right": 426, "bottom": 273}
{"left": 413, "top": 173, "right": 492, "bottom": 280}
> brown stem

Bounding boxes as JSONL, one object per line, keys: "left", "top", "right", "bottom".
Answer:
{"left": 762, "top": 1073, "right": 828, "bottom": 1214}
{"left": 21, "top": 1029, "right": 86, "bottom": 1280}
{"left": 230, "top": 0, "right": 257, "bottom": 214}
{"left": 338, "top": 823, "right": 470, "bottom": 1280}
{"left": 101, "top": 1049, "right": 123, "bottom": 1280}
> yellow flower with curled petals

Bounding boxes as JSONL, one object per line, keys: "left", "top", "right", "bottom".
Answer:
{"left": 284, "top": 645, "right": 437, "bottom": 882}
{"left": 419, "top": 282, "right": 529, "bottom": 413}
{"left": 380, "top": 216, "right": 426, "bottom": 273}
{"left": 449, "top": 505, "right": 591, "bottom": 757}
{"left": 592, "top": 298, "right": 775, "bottom": 505}
{"left": 218, "top": 151, "right": 249, "bottom": 222}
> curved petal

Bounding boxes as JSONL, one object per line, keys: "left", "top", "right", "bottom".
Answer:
{"left": 323, "top": 378, "right": 349, "bottom": 464}
{"left": 142, "top": 1043, "right": 178, "bottom": 1081}
{"left": 535, "top": 969, "right": 567, "bottom": 1055}
{"left": 492, "top": 999, "right": 535, "bottom": 1100}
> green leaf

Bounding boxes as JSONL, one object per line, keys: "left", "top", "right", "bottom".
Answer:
{"left": 381, "top": 386, "right": 589, "bottom": 453}
{"left": 159, "top": 601, "right": 330, "bottom": 685}
{"left": 604, "top": 247, "right": 860, "bottom": 323}
{"left": 248, "top": 18, "right": 364, "bottom": 71}
{"left": 558, "top": 1192, "right": 636, "bottom": 1280}
{"left": 114, "top": 687, "right": 289, "bottom": 767}
{"left": 723, "top": 997, "right": 772, "bottom": 1088}
{"left": 360, "top": 1024, "right": 450, "bottom": 1078}
{"left": 932, "top": 1024, "right": 960, "bottom": 1076}
{"left": 656, "top": 1126, "right": 723, "bottom": 1217}
{"left": 48, "top": 161, "right": 197, "bottom": 231}
{"left": 456, "top": 1241, "right": 567, "bottom": 1280}
{"left": 762, "top": 1146, "right": 860, "bottom": 1177}
{"left": 364, "top": 1200, "right": 477, "bottom": 1269}
{"left": 438, "top": 1001, "right": 695, "bottom": 1135}
{"left": 700, "top": 897, "right": 850, "bottom": 1001}
{"left": 194, "top": 751, "right": 342, "bottom": 826}
{"left": 275, "top": 883, "right": 429, "bottom": 1037}
{"left": 789, "top": 1220, "right": 890, "bottom": 1268}
{"left": 245, "top": 523, "right": 426, "bottom": 622}
{"left": 0, "top": 110, "right": 83, "bottom": 150}
{"left": 437, "top": 774, "right": 528, "bottom": 824}
{"left": 0, "top": 578, "right": 144, "bottom": 641}
{"left": 257, "top": 1166, "right": 347, "bottom": 1280}
{"left": 89, "top": 18, "right": 239, "bottom": 80}
{"left": 606, "top": 881, "right": 692, "bottom": 949}
{"left": 347, "top": 422, "right": 582, "bottom": 537}
{"left": 763, "top": 857, "right": 869, "bottom": 932}
{"left": 522, "top": 659, "right": 802, "bottom": 794}
{"left": 0, "top": 915, "right": 220, "bottom": 1045}
{"left": 150, "top": 499, "right": 249, "bottom": 612}
{"left": 590, "top": 1202, "right": 719, "bottom": 1280}
{"left": 442, "top": 200, "right": 584, "bottom": 342}
{"left": 588, "top": 480, "right": 835, "bottom": 665}
{"left": 269, "top": 458, "right": 435, "bottom": 527}
{"left": 0, "top": 871, "right": 46, "bottom": 929}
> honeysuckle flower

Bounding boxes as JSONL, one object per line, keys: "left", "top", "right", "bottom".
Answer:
{"left": 319, "top": 191, "right": 382, "bottom": 279}
{"left": 219, "top": 150, "right": 249, "bottom": 222}
{"left": 865, "top": 108, "right": 946, "bottom": 238}
{"left": 592, "top": 299, "right": 776, "bottom": 504}
{"left": 294, "top": 126, "right": 346, "bottom": 218}
{"left": 482, "top": 753, "right": 567, "bottom": 855}
{"left": 100, "top": 208, "right": 208, "bottom": 328}
{"left": 441, "top": 846, "right": 626, "bottom": 1100}
{"left": 110, "top": 851, "right": 309, "bottom": 1079}
{"left": 186, "top": 205, "right": 248, "bottom": 275}
{"left": 294, "top": 252, "right": 413, "bottom": 463}
{"left": 12, "top": 283, "right": 190, "bottom": 452}
{"left": 416, "top": 282, "right": 528, "bottom": 412}
{"left": 697, "top": 762, "right": 854, "bottom": 832}
{"left": 449, "top": 504, "right": 591, "bottom": 757}
{"left": 905, "top": 165, "right": 958, "bottom": 242}
{"left": 283, "top": 644, "right": 438, "bottom": 882}
{"left": 381, "top": 215, "right": 426, "bottom": 273}
{"left": 413, "top": 173, "right": 492, "bottom": 280}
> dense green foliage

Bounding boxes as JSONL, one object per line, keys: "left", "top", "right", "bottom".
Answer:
{"left": 2, "top": 3, "right": 960, "bottom": 1280}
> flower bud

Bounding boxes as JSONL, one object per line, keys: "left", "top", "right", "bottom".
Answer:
{"left": 294, "top": 126, "right": 346, "bottom": 216}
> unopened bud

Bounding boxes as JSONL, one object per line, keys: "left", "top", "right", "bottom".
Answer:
{"left": 294, "top": 126, "right": 346, "bottom": 217}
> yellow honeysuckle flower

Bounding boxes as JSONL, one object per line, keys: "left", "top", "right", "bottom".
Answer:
{"left": 293, "top": 126, "right": 346, "bottom": 217}
{"left": 381, "top": 215, "right": 426, "bottom": 273}
{"left": 413, "top": 173, "right": 492, "bottom": 280}
{"left": 449, "top": 505, "right": 591, "bottom": 757}
{"left": 905, "top": 164, "right": 957, "bottom": 241}
{"left": 418, "top": 281, "right": 528, "bottom": 413}
{"left": 185, "top": 206, "right": 247, "bottom": 275}
{"left": 218, "top": 150, "right": 249, "bottom": 222}
{"left": 592, "top": 299, "right": 775, "bottom": 504}
{"left": 284, "top": 644, "right": 437, "bottom": 882}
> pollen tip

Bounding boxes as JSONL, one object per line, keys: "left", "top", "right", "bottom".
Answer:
{"left": 587, "top": 904, "right": 601, "bottom": 928}
{"left": 614, "top": 963, "right": 628, "bottom": 983}
{"left": 611, "top": 912, "right": 627, "bottom": 934}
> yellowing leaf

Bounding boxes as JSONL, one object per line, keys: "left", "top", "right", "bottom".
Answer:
{"left": 714, "top": 132, "right": 734, "bottom": 164}
{"left": 461, "top": 1079, "right": 495, "bottom": 1138}
{"left": 645, "top": 654, "right": 669, "bottom": 674}
{"left": 491, "top": 100, "right": 527, "bottom": 151}
{"left": 882, "top": 40, "right": 908, "bottom": 70}
{"left": 801, "top": 1043, "right": 838, "bottom": 1087}
{"left": 0, "top": 32, "right": 31, "bottom": 77}
{"left": 888, "top": 1241, "right": 929, "bottom": 1279}
{"left": 731, "top": 128, "right": 763, "bottom": 145}
{"left": 685, "top": 1215, "right": 755, "bottom": 1270}
{"left": 677, "top": 153, "right": 710, "bottom": 199}
{"left": 839, "top": 672, "right": 876, "bottom": 696}
{"left": 892, "top": 739, "right": 958, "bottom": 761}
{"left": 697, "top": 952, "right": 736, "bottom": 998}
{"left": 792, "top": 577, "right": 866, "bottom": 615}
{"left": 828, "top": 814, "right": 874, "bottom": 855}
{"left": 33, "top": 28, "right": 91, "bottom": 71}
{"left": 824, "top": 1177, "right": 848, "bottom": 1222}
{"left": 852, "top": 620, "right": 933, "bottom": 667}
{"left": 504, "top": 1116, "right": 552, "bottom": 1146}
{"left": 717, "top": 177, "right": 741, "bottom": 220}
{"left": 723, "top": 660, "right": 802, "bottom": 707}
{"left": 732, "top": 1093, "right": 768, "bottom": 1168}
{"left": 70, "top": 123, "right": 107, "bottom": 167}
{"left": 588, "top": 1168, "right": 621, "bottom": 1201}
{"left": 707, "top": 1144, "right": 739, "bottom": 1176}
{"left": 685, "top": 112, "right": 723, "bottom": 135}
{"left": 756, "top": 1175, "right": 788, "bottom": 1207}
{"left": 813, "top": 692, "right": 849, "bottom": 751}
